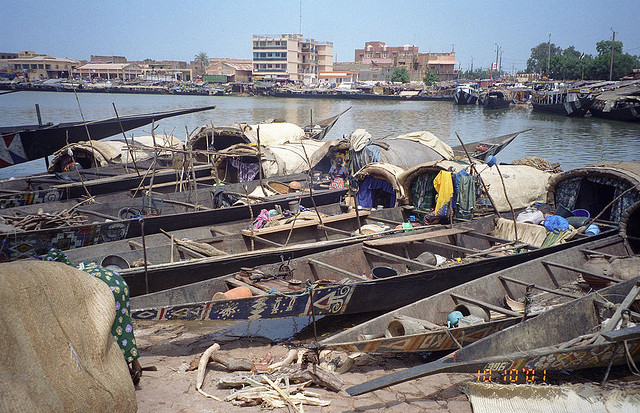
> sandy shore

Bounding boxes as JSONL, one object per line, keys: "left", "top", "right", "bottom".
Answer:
{"left": 132, "top": 320, "right": 639, "bottom": 412}
{"left": 132, "top": 320, "right": 475, "bottom": 412}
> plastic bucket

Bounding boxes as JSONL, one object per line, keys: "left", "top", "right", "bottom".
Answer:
{"left": 371, "top": 266, "right": 398, "bottom": 279}
{"left": 100, "top": 255, "right": 129, "bottom": 271}
{"left": 288, "top": 200, "right": 300, "bottom": 214}
{"left": 571, "top": 209, "right": 590, "bottom": 218}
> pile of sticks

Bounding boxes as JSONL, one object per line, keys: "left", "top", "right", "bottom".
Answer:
{"left": 0, "top": 208, "right": 87, "bottom": 232}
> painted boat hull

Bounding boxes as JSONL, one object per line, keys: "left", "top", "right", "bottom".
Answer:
{"left": 0, "top": 106, "right": 216, "bottom": 168}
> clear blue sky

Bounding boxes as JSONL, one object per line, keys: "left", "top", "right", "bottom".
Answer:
{"left": 2, "top": 0, "right": 639, "bottom": 72}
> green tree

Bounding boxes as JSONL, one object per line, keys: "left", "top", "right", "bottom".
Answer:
{"left": 460, "top": 68, "right": 490, "bottom": 80}
{"left": 526, "top": 42, "right": 563, "bottom": 74}
{"left": 389, "top": 67, "right": 410, "bottom": 83}
{"left": 422, "top": 70, "right": 439, "bottom": 86}
{"left": 584, "top": 40, "right": 639, "bottom": 80}
{"left": 194, "top": 52, "right": 209, "bottom": 67}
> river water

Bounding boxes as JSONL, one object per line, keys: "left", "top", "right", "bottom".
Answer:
{"left": 1, "top": 90, "right": 639, "bottom": 179}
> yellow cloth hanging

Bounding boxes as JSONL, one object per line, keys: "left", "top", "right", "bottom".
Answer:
{"left": 433, "top": 170, "right": 453, "bottom": 212}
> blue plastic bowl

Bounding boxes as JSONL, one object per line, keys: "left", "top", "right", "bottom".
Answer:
{"left": 572, "top": 209, "right": 590, "bottom": 218}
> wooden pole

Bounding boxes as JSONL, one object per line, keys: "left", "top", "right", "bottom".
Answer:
{"left": 113, "top": 102, "right": 140, "bottom": 176}
{"left": 493, "top": 163, "right": 518, "bottom": 241}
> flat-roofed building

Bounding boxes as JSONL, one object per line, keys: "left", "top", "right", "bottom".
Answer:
{"left": 318, "top": 71, "right": 357, "bottom": 87}
{"left": 252, "top": 34, "right": 333, "bottom": 83}
{"left": 90, "top": 55, "right": 127, "bottom": 64}
{"left": 416, "top": 52, "right": 459, "bottom": 81}
{"left": 75, "top": 62, "right": 142, "bottom": 80}
{"left": 206, "top": 58, "right": 253, "bottom": 82}
{"left": 137, "top": 59, "right": 191, "bottom": 81}
{"left": 5, "top": 51, "right": 79, "bottom": 80}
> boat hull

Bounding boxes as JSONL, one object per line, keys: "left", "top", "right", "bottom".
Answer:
{"left": 531, "top": 96, "right": 594, "bottom": 117}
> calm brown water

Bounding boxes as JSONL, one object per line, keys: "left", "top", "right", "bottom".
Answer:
{"left": 1, "top": 90, "right": 639, "bottom": 179}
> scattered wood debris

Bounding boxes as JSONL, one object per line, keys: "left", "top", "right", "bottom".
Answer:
{"left": 224, "top": 375, "right": 330, "bottom": 410}
{"left": 0, "top": 208, "right": 87, "bottom": 232}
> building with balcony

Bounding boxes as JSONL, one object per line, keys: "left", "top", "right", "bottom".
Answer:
{"left": 5, "top": 51, "right": 79, "bottom": 80}
{"left": 353, "top": 42, "right": 458, "bottom": 82}
{"left": 252, "top": 34, "right": 333, "bottom": 83}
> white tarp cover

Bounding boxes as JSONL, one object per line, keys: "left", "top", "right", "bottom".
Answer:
{"left": 262, "top": 139, "right": 330, "bottom": 177}
{"left": 0, "top": 260, "right": 136, "bottom": 412}
{"left": 385, "top": 131, "right": 454, "bottom": 159}
{"left": 465, "top": 382, "right": 640, "bottom": 413}
{"left": 475, "top": 163, "right": 554, "bottom": 211}
{"left": 48, "top": 134, "right": 184, "bottom": 172}
{"left": 244, "top": 122, "right": 306, "bottom": 146}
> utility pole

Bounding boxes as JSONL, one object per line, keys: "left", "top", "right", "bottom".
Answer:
{"left": 547, "top": 33, "right": 551, "bottom": 77}
{"left": 499, "top": 50, "right": 503, "bottom": 73}
{"left": 609, "top": 28, "right": 616, "bottom": 81}
{"left": 470, "top": 56, "right": 474, "bottom": 73}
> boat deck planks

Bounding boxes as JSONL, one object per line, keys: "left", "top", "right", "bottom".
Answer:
{"left": 363, "top": 227, "right": 470, "bottom": 246}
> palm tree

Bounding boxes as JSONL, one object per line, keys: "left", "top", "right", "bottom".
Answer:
{"left": 194, "top": 52, "right": 209, "bottom": 67}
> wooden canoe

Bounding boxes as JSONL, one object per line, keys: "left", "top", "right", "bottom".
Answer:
{"left": 346, "top": 263, "right": 640, "bottom": 396}
{"left": 128, "top": 214, "right": 618, "bottom": 318}
{"left": 0, "top": 105, "right": 216, "bottom": 169}
{"left": 0, "top": 181, "right": 347, "bottom": 262}
{"left": 319, "top": 234, "right": 632, "bottom": 354}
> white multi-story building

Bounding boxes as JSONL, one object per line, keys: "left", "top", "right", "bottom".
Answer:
{"left": 252, "top": 34, "right": 333, "bottom": 83}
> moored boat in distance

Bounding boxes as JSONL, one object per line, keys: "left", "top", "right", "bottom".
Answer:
{"left": 453, "top": 83, "right": 480, "bottom": 105}
{"left": 479, "top": 89, "right": 512, "bottom": 109}
{"left": 530, "top": 82, "right": 595, "bottom": 117}
{"left": 589, "top": 82, "right": 640, "bottom": 122}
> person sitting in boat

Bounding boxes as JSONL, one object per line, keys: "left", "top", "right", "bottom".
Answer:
{"left": 42, "top": 249, "right": 143, "bottom": 385}
{"left": 329, "top": 156, "right": 349, "bottom": 190}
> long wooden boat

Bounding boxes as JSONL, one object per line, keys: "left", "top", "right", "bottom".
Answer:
{"left": 0, "top": 105, "right": 216, "bottom": 168}
{"left": 0, "top": 182, "right": 346, "bottom": 262}
{"left": 319, "top": 234, "right": 632, "bottom": 354}
{"left": 127, "top": 212, "right": 617, "bottom": 317}
{"left": 451, "top": 129, "right": 528, "bottom": 162}
{"left": 0, "top": 163, "right": 216, "bottom": 209}
{"left": 453, "top": 84, "right": 480, "bottom": 105}
{"left": 479, "top": 90, "right": 512, "bottom": 109}
{"left": 531, "top": 87, "right": 595, "bottom": 117}
{"left": 589, "top": 84, "right": 640, "bottom": 122}
{"left": 346, "top": 272, "right": 640, "bottom": 396}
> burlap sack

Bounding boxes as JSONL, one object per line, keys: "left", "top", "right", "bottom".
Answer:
{"left": 0, "top": 260, "right": 136, "bottom": 412}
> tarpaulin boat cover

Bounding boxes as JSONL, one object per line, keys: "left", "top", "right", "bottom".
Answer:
{"left": 400, "top": 160, "right": 555, "bottom": 213}
{"left": 353, "top": 162, "right": 407, "bottom": 208}
{"left": 548, "top": 161, "right": 640, "bottom": 223}
{"left": 0, "top": 260, "right": 136, "bottom": 411}
{"left": 48, "top": 134, "right": 184, "bottom": 172}
{"left": 348, "top": 129, "right": 454, "bottom": 172}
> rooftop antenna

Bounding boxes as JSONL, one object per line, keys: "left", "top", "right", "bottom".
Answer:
{"left": 299, "top": 0, "right": 302, "bottom": 34}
